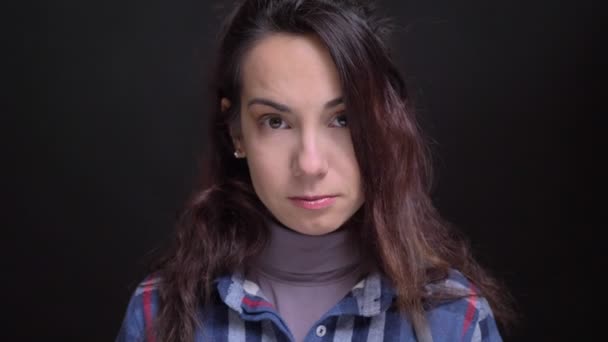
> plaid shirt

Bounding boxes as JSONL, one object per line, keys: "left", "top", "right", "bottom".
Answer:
{"left": 116, "top": 269, "right": 502, "bottom": 342}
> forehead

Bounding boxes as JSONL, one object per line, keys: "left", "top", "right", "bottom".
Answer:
{"left": 240, "top": 33, "right": 342, "bottom": 108}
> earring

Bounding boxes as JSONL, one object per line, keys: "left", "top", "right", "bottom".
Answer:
{"left": 234, "top": 150, "right": 242, "bottom": 158}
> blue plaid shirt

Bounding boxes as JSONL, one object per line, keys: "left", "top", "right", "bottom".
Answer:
{"left": 116, "top": 269, "right": 502, "bottom": 341}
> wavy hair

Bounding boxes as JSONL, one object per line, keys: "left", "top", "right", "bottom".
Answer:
{"left": 152, "top": 0, "right": 515, "bottom": 340}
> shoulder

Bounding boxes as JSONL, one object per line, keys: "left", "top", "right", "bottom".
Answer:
{"left": 133, "top": 275, "right": 162, "bottom": 298}
{"left": 115, "top": 275, "right": 162, "bottom": 342}
{"left": 424, "top": 269, "right": 502, "bottom": 342}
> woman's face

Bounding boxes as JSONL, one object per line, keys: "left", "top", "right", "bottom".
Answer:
{"left": 227, "top": 33, "right": 364, "bottom": 236}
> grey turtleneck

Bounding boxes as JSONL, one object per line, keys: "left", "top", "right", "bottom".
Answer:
{"left": 246, "top": 218, "right": 367, "bottom": 342}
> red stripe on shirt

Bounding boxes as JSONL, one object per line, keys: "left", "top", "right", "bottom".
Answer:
{"left": 242, "top": 296, "right": 273, "bottom": 308}
{"left": 143, "top": 284, "right": 155, "bottom": 342}
{"left": 462, "top": 284, "right": 477, "bottom": 337}
{"left": 462, "top": 284, "right": 478, "bottom": 339}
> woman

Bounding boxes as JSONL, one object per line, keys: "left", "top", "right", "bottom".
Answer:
{"left": 117, "top": 0, "right": 514, "bottom": 341}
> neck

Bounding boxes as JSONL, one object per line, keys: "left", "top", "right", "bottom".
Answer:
{"left": 248, "top": 216, "right": 363, "bottom": 284}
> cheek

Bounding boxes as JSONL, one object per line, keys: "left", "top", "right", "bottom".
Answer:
{"left": 346, "top": 158, "right": 363, "bottom": 198}
{"left": 333, "top": 135, "right": 362, "bottom": 184}
{"left": 246, "top": 149, "right": 288, "bottom": 197}
{"left": 337, "top": 152, "right": 364, "bottom": 211}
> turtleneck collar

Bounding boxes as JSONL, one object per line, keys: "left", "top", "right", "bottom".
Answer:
{"left": 247, "top": 216, "right": 363, "bottom": 285}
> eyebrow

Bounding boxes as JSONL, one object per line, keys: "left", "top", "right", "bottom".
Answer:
{"left": 247, "top": 97, "right": 343, "bottom": 113}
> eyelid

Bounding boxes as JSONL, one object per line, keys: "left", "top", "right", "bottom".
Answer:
{"left": 259, "top": 113, "right": 290, "bottom": 129}
{"left": 329, "top": 111, "right": 348, "bottom": 128}
{"left": 257, "top": 112, "right": 347, "bottom": 129}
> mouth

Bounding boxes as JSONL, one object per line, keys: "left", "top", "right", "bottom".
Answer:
{"left": 288, "top": 195, "right": 338, "bottom": 210}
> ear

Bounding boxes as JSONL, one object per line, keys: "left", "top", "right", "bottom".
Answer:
{"left": 221, "top": 97, "right": 231, "bottom": 113}
{"left": 222, "top": 97, "right": 245, "bottom": 156}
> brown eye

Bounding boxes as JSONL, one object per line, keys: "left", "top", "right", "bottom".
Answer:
{"left": 269, "top": 117, "right": 283, "bottom": 128}
{"left": 330, "top": 113, "right": 348, "bottom": 128}
{"left": 261, "top": 115, "right": 289, "bottom": 129}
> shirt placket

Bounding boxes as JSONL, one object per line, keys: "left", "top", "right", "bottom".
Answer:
{"left": 238, "top": 294, "right": 295, "bottom": 341}
{"left": 217, "top": 271, "right": 395, "bottom": 342}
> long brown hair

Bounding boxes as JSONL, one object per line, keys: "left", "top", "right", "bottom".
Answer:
{"left": 153, "top": 0, "right": 515, "bottom": 340}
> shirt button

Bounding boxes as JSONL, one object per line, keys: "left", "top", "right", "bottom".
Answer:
{"left": 316, "top": 325, "right": 327, "bottom": 337}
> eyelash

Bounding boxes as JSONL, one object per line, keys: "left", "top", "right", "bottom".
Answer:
{"left": 260, "top": 112, "right": 348, "bottom": 129}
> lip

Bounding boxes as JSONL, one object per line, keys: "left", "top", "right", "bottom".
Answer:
{"left": 288, "top": 195, "right": 337, "bottom": 210}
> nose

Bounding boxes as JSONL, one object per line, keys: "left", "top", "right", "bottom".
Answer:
{"left": 291, "top": 130, "right": 328, "bottom": 178}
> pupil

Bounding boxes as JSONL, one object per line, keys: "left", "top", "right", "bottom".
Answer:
{"left": 270, "top": 118, "right": 281, "bottom": 128}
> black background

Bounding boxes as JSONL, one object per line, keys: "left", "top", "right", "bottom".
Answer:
{"left": 8, "top": 0, "right": 599, "bottom": 340}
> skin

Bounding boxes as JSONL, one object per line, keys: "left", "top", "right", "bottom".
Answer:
{"left": 223, "top": 33, "right": 364, "bottom": 236}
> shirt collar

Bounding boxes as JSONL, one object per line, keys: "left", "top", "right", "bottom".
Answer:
{"left": 215, "top": 269, "right": 396, "bottom": 318}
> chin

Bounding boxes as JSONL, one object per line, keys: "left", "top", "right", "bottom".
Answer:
{"left": 297, "top": 226, "right": 336, "bottom": 236}
{"left": 286, "top": 216, "right": 344, "bottom": 236}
